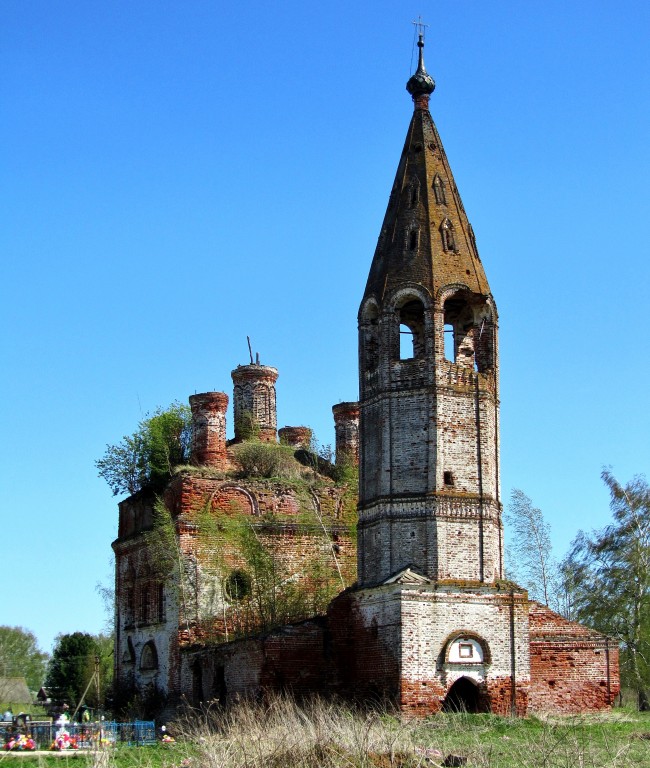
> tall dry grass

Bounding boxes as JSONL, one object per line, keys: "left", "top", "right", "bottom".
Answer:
{"left": 168, "top": 695, "right": 649, "bottom": 768}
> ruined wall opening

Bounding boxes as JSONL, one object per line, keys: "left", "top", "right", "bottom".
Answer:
{"left": 442, "top": 677, "right": 481, "bottom": 713}
{"left": 443, "top": 297, "right": 474, "bottom": 368}
{"left": 397, "top": 300, "right": 425, "bottom": 359}
{"left": 443, "top": 290, "right": 496, "bottom": 373}
{"left": 443, "top": 292, "right": 495, "bottom": 372}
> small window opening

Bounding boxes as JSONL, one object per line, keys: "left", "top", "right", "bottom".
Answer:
{"left": 225, "top": 569, "right": 252, "bottom": 601}
{"left": 409, "top": 229, "right": 419, "bottom": 251}
{"left": 444, "top": 471, "right": 454, "bottom": 487}
{"left": 410, "top": 186, "right": 419, "bottom": 206}
{"left": 459, "top": 643, "right": 474, "bottom": 659}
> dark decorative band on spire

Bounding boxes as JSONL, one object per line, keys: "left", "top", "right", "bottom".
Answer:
{"left": 406, "top": 33, "right": 435, "bottom": 109}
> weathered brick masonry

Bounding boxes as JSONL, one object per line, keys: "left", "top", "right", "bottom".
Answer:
{"left": 113, "top": 34, "right": 618, "bottom": 717}
{"left": 113, "top": 376, "right": 358, "bottom": 707}
{"left": 528, "top": 602, "right": 619, "bottom": 712}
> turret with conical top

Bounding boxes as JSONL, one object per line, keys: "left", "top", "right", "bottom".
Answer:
{"left": 357, "top": 33, "right": 501, "bottom": 587}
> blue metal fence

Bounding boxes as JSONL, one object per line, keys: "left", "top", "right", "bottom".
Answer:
{"left": 1, "top": 720, "right": 157, "bottom": 750}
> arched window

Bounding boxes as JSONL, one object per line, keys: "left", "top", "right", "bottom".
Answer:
{"left": 443, "top": 295, "right": 475, "bottom": 369}
{"left": 140, "top": 641, "right": 158, "bottom": 671}
{"left": 397, "top": 299, "right": 425, "bottom": 359}
{"left": 443, "top": 291, "right": 495, "bottom": 372}
{"left": 433, "top": 175, "right": 446, "bottom": 205}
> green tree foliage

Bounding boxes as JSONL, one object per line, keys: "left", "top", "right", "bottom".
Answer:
{"left": 152, "top": 488, "right": 347, "bottom": 641}
{"left": 563, "top": 470, "right": 650, "bottom": 710}
{"left": 219, "top": 515, "right": 341, "bottom": 636}
{"left": 96, "top": 402, "right": 192, "bottom": 496}
{"left": 45, "top": 632, "right": 112, "bottom": 709}
{"left": 505, "top": 489, "right": 562, "bottom": 610}
{"left": 0, "top": 626, "right": 48, "bottom": 692}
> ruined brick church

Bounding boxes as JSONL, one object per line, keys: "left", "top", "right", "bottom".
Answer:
{"left": 113, "top": 36, "right": 619, "bottom": 716}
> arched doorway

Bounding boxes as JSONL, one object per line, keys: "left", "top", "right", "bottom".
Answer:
{"left": 442, "top": 677, "right": 480, "bottom": 713}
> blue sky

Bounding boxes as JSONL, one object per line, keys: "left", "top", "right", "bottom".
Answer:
{"left": 2, "top": 1, "right": 649, "bottom": 655}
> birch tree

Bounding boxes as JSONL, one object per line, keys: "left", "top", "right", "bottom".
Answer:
{"left": 505, "top": 488, "right": 561, "bottom": 609}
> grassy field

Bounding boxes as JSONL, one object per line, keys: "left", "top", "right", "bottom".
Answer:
{"left": 2, "top": 697, "right": 649, "bottom": 767}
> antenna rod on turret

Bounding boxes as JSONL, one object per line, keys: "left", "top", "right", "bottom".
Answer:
{"left": 247, "top": 336, "right": 254, "bottom": 365}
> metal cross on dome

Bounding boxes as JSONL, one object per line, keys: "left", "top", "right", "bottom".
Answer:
{"left": 412, "top": 16, "right": 428, "bottom": 38}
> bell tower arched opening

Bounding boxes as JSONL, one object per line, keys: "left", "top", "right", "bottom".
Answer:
{"left": 397, "top": 299, "right": 425, "bottom": 359}
{"left": 442, "top": 291, "right": 495, "bottom": 373}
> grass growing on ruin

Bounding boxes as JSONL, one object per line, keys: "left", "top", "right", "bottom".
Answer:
{"left": 5, "top": 697, "right": 649, "bottom": 767}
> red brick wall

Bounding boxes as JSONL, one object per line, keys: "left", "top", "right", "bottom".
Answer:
{"left": 528, "top": 602, "right": 619, "bottom": 713}
{"left": 326, "top": 591, "right": 400, "bottom": 703}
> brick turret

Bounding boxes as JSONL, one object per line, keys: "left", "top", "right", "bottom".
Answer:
{"left": 332, "top": 402, "right": 359, "bottom": 466}
{"left": 189, "top": 392, "right": 229, "bottom": 468}
{"left": 231, "top": 364, "right": 279, "bottom": 443}
{"left": 278, "top": 426, "right": 312, "bottom": 450}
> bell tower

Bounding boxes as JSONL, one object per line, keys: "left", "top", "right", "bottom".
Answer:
{"left": 332, "top": 31, "right": 529, "bottom": 716}
{"left": 357, "top": 32, "right": 502, "bottom": 587}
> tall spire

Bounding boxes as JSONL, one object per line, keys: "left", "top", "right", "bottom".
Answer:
{"left": 361, "top": 30, "right": 489, "bottom": 307}
{"left": 406, "top": 33, "right": 435, "bottom": 109}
